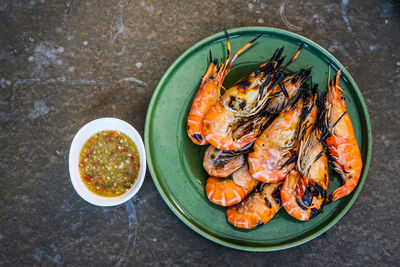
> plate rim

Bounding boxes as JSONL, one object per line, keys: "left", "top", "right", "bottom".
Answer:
{"left": 144, "top": 26, "right": 372, "bottom": 251}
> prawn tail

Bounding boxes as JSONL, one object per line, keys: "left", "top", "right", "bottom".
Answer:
{"left": 205, "top": 176, "right": 248, "bottom": 206}
{"left": 328, "top": 181, "right": 355, "bottom": 202}
{"left": 327, "top": 162, "right": 359, "bottom": 203}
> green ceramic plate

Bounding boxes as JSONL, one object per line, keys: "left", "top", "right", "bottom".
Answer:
{"left": 144, "top": 27, "right": 371, "bottom": 251}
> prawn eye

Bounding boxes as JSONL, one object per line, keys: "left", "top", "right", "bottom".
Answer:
{"left": 192, "top": 134, "right": 202, "bottom": 142}
{"left": 228, "top": 96, "right": 237, "bottom": 110}
{"left": 264, "top": 197, "right": 272, "bottom": 208}
{"left": 227, "top": 95, "right": 247, "bottom": 111}
{"left": 302, "top": 188, "right": 313, "bottom": 207}
{"left": 239, "top": 100, "right": 246, "bottom": 109}
{"left": 296, "top": 198, "right": 308, "bottom": 210}
{"left": 272, "top": 185, "right": 282, "bottom": 205}
{"left": 255, "top": 221, "right": 264, "bottom": 227}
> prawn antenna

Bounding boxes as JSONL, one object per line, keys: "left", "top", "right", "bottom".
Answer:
{"left": 249, "top": 33, "right": 263, "bottom": 44}
{"left": 223, "top": 28, "right": 231, "bottom": 61}
{"left": 280, "top": 43, "right": 304, "bottom": 71}
{"left": 279, "top": 78, "right": 289, "bottom": 98}
{"left": 271, "top": 73, "right": 285, "bottom": 95}
{"left": 332, "top": 111, "right": 347, "bottom": 129}
{"left": 301, "top": 68, "right": 313, "bottom": 85}
{"left": 316, "top": 92, "right": 329, "bottom": 141}
{"left": 274, "top": 47, "right": 285, "bottom": 62}
{"left": 283, "top": 153, "right": 298, "bottom": 166}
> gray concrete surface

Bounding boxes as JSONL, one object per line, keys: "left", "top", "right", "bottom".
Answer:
{"left": 1, "top": 0, "right": 399, "bottom": 265}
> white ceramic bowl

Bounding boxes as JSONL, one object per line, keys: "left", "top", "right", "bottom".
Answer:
{"left": 69, "top": 118, "right": 146, "bottom": 206}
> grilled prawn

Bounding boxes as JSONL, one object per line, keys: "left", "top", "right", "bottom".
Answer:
{"left": 203, "top": 47, "right": 308, "bottom": 151}
{"left": 187, "top": 30, "right": 260, "bottom": 145}
{"left": 324, "top": 69, "right": 362, "bottom": 202}
{"left": 226, "top": 182, "right": 283, "bottom": 229}
{"left": 248, "top": 90, "right": 318, "bottom": 183}
{"left": 281, "top": 126, "right": 329, "bottom": 221}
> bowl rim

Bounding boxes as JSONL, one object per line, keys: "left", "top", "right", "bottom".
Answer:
{"left": 69, "top": 117, "right": 146, "bottom": 206}
{"left": 144, "top": 26, "right": 372, "bottom": 251}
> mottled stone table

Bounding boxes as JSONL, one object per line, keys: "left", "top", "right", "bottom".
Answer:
{"left": 1, "top": 0, "right": 399, "bottom": 265}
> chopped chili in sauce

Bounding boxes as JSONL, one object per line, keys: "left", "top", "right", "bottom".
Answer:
{"left": 79, "top": 130, "right": 140, "bottom": 197}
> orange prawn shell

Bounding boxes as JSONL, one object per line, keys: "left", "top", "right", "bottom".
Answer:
{"left": 326, "top": 69, "right": 363, "bottom": 202}
{"left": 202, "top": 57, "right": 281, "bottom": 151}
{"left": 226, "top": 182, "right": 282, "bottom": 229}
{"left": 203, "top": 101, "right": 260, "bottom": 150}
{"left": 187, "top": 62, "right": 220, "bottom": 145}
{"left": 326, "top": 127, "right": 362, "bottom": 202}
{"left": 202, "top": 145, "right": 245, "bottom": 178}
{"left": 281, "top": 126, "right": 329, "bottom": 221}
{"left": 280, "top": 169, "right": 312, "bottom": 221}
{"left": 187, "top": 32, "right": 261, "bottom": 146}
{"left": 326, "top": 91, "right": 362, "bottom": 174}
{"left": 248, "top": 100, "right": 306, "bottom": 183}
{"left": 205, "top": 178, "right": 245, "bottom": 207}
{"left": 248, "top": 141, "right": 295, "bottom": 183}
{"left": 205, "top": 165, "right": 259, "bottom": 207}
